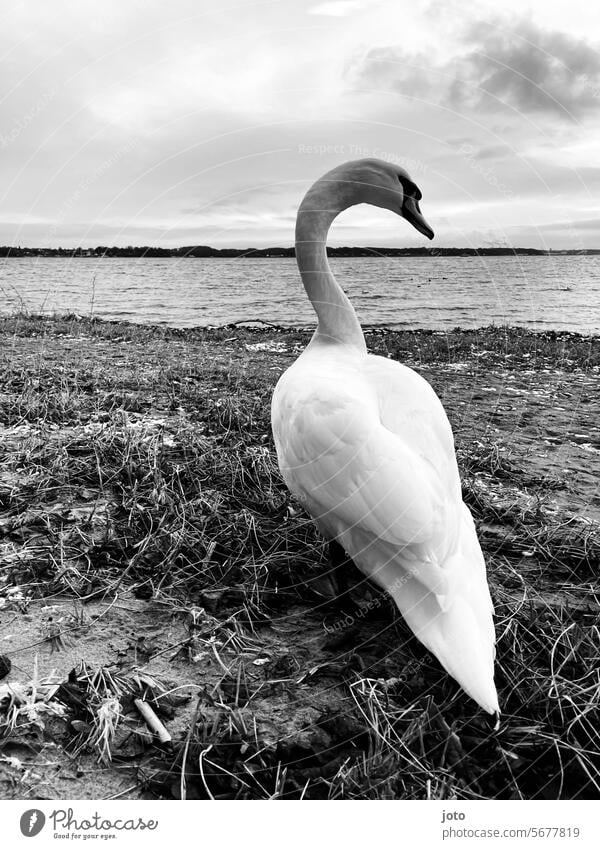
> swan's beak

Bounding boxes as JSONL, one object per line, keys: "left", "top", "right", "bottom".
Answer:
{"left": 402, "top": 197, "right": 434, "bottom": 240}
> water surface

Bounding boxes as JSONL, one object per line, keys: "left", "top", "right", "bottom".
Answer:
{"left": 1, "top": 255, "right": 598, "bottom": 333}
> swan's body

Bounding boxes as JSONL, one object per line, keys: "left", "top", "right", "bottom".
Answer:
{"left": 271, "top": 159, "right": 499, "bottom": 714}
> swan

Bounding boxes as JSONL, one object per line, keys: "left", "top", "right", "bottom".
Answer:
{"left": 271, "top": 158, "right": 499, "bottom": 715}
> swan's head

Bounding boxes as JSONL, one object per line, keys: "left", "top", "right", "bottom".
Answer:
{"left": 310, "top": 157, "right": 434, "bottom": 240}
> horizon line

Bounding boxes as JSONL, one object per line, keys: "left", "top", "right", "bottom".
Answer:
{"left": 2, "top": 245, "right": 599, "bottom": 254}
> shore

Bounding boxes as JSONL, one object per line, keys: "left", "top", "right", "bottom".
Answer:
{"left": 0, "top": 314, "right": 599, "bottom": 800}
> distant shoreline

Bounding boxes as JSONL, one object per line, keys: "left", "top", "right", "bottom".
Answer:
{"left": 2, "top": 245, "right": 599, "bottom": 258}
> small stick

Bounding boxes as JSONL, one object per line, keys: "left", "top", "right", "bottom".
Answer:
{"left": 134, "top": 698, "right": 172, "bottom": 744}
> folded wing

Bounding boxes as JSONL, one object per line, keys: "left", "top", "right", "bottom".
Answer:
{"left": 272, "top": 353, "right": 499, "bottom": 713}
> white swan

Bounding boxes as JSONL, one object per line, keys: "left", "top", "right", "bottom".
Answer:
{"left": 271, "top": 158, "right": 499, "bottom": 714}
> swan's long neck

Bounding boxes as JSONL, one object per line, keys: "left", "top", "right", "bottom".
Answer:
{"left": 295, "top": 182, "right": 366, "bottom": 351}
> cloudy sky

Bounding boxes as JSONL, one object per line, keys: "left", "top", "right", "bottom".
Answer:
{"left": 1, "top": 0, "right": 599, "bottom": 248}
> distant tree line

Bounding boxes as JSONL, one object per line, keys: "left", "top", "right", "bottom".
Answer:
{"left": 0, "top": 245, "right": 597, "bottom": 258}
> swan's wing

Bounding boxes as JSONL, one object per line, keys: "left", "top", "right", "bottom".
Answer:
{"left": 359, "top": 359, "right": 498, "bottom": 712}
{"left": 272, "top": 362, "right": 458, "bottom": 596}
{"left": 272, "top": 355, "right": 499, "bottom": 714}
{"left": 363, "top": 355, "right": 461, "bottom": 494}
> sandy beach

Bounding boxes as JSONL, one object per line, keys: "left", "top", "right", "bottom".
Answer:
{"left": 0, "top": 314, "right": 599, "bottom": 800}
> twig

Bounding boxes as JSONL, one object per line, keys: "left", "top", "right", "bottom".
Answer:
{"left": 134, "top": 698, "right": 171, "bottom": 744}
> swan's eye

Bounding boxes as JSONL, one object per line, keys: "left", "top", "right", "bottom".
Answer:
{"left": 398, "top": 175, "right": 422, "bottom": 201}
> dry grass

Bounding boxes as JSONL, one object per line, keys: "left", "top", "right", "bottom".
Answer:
{"left": 1, "top": 313, "right": 599, "bottom": 799}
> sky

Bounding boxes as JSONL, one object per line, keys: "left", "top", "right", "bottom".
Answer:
{"left": 1, "top": 0, "right": 599, "bottom": 249}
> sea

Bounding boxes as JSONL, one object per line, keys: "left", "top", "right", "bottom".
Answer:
{"left": 1, "top": 255, "right": 599, "bottom": 334}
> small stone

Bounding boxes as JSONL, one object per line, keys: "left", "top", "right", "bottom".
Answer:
{"left": 0, "top": 655, "right": 11, "bottom": 680}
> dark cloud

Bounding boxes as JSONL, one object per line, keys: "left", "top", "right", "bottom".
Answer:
{"left": 460, "top": 20, "right": 600, "bottom": 118}
{"left": 350, "top": 19, "right": 600, "bottom": 119}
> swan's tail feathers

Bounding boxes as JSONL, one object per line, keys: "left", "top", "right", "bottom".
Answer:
{"left": 340, "top": 508, "right": 499, "bottom": 713}
{"left": 391, "top": 574, "right": 499, "bottom": 714}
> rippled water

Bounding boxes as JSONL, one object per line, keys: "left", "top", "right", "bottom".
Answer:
{"left": 1, "top": 255, "right": 599, "bottom": 333}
